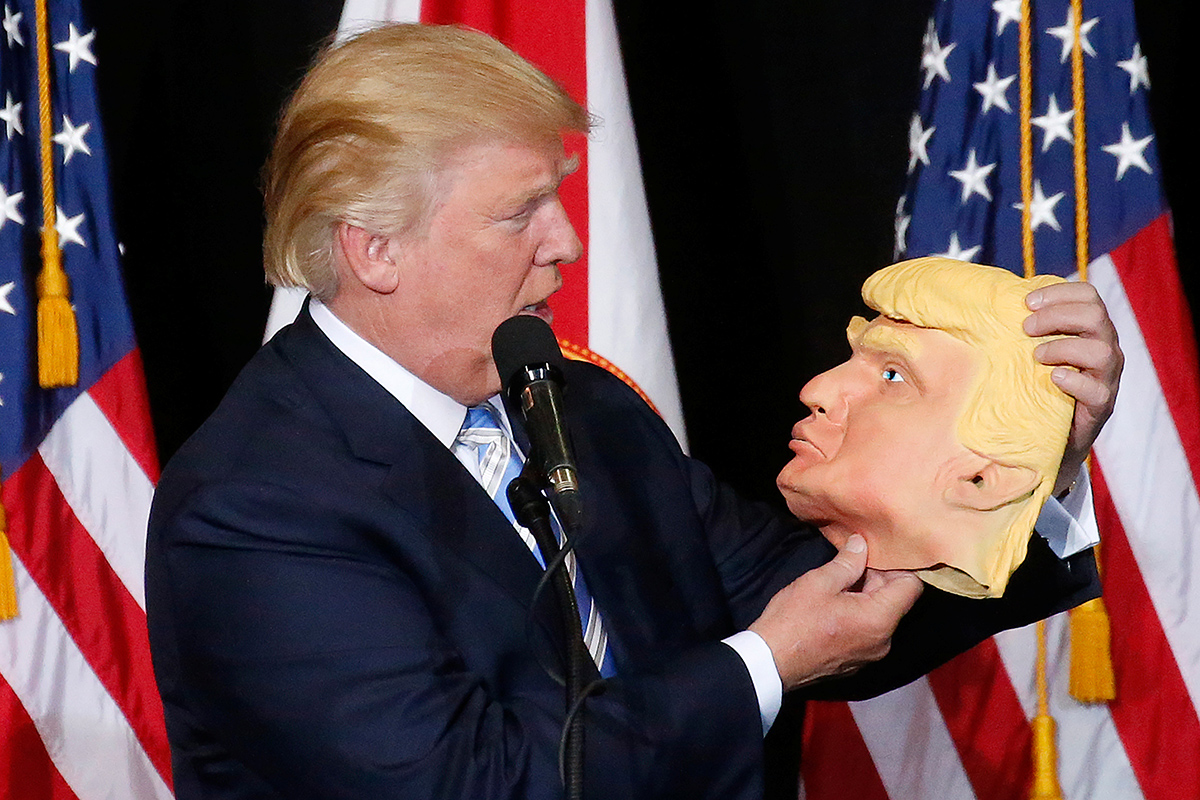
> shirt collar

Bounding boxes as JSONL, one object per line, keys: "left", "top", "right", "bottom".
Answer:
{"left": 308, "top": 299, "right": 514, "bottom": 448}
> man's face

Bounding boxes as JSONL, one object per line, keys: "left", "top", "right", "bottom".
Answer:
{"left": 776, "top": 316, "right": 985, "bottom": 569}
{"left": 384, "top": 138, "right": 582, "bottom": 404}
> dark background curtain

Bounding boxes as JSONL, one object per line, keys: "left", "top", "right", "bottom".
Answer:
{"left": 88, "top": 0, "right": 1193, "bottom": 507}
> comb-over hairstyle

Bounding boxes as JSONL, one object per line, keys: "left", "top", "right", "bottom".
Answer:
{"left": 262, "top": 23, "right": 590, "bottom": 300}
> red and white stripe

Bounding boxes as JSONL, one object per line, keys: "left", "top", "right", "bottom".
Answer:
{"left": 802, "top": 215, "right": 1200, "bottom": 800}
{"left": 0, "top": 350, "right": 172, "bottom": 800}
{"left": 267, "top": 0, "right": 687, "bottom": 445}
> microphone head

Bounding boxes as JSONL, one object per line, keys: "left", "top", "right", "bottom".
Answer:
{"left": 491, "top": 315, "right": 568, "bottom": 394}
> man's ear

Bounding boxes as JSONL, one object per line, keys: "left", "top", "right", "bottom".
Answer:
{"left": 944, "top": 454, "right": 1041, "bottom": 512}
{"left": 336, "top": 222, "right": 400, "bottom": 295}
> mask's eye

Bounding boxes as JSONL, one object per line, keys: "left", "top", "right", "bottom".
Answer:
{"left": 882, "top": 367, "right": 906, "bottom": 383}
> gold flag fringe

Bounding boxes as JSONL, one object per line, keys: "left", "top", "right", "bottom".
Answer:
{"left": 0, "top": 467, "right": 17, "bottom": 620}
{"left": 1029, "top": 621, "right": 1063, "bottom": 799}
{"left": 1063, "top": 0, "right": 1116, "bottom": 703}
{"left": 1069, "top": 534, "right": 1115, "bottom": 701}
{"left": 1018, "top": 11, "right": 1056, "bottom": 787}
{"left": 1029, "top": 711, "right": 1064, "bottom": 799}
{"left": 34, "top": 0, "right": 79, "bottom": 388}
{"left": 1070, "top": 595, "right": 1116, "bottom": 701}
{"left": 1019, "top": 0, "right": 1116, "bottom": 793}
{"left": 1017, "top": 0, "right": 1036, "bottom": 281}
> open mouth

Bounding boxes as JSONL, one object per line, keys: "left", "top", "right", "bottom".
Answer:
{"left": 519, "top": 301, "right": 554, "bottom": 323}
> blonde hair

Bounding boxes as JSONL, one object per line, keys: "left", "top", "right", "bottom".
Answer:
{"left": 862, "top": 257, "right": 1074, "bottom": 594}
{"left": 262, "top": 23, "right": 590, "bottom": 300}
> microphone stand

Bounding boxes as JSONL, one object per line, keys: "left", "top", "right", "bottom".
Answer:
{"left": 507, "top": 474, "right": 587, "bottom": 800}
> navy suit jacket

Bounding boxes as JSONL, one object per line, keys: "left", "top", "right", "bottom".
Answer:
{"left": 146, "top": 308, "right": 1099, "bottom": 799}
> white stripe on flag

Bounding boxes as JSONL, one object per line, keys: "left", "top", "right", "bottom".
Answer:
{"left": 849, "top": 678, "right": 976, "bottom": 799}
{"left": 37, "top": 392, "right": 154, "bottom": 610}
{"left": 0, "top": 556, "right": 173, "bottom": 800}
{"left": 1090, "top": 254, "right": 1200, "bottom": 712}
{"left": 584, "top": 0, "right": 687, "bottom": 447}
{"left": 994, "top": 617, "right": 1144, "bottom": 799}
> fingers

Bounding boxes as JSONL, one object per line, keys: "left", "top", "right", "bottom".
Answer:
{"left": 1025, "top": 280, "right": 1103, "bottom": 315}
{"left": 1051, "top": 365, "right": 1116, "bottom": 411}
{"left": 1034, "top": 337, "right": 1121, "bottom": 409}
{"left": 1034, "top": 334, "right": 1112, "bottom": 372}
{"left": 864, "top": 568, "right": 924, "bottom": 616}
{"left": 1024, "top": 281, "right": 1114, "bottom": 337}
{"left": 1023, "top": 279, "right": 1124, "bottom": 462}
{"left": 748, "top": 538, "right": 923, "bottom": 691}
{"left": 816, "top": 533, "right": 869, "bottom": 593}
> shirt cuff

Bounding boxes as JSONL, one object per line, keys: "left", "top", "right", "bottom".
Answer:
{"left": 1036, "top": 463, "right": 1099, "bottom": 557}
{"left": 722, "top": 630, "right": 783, "bottom": 736}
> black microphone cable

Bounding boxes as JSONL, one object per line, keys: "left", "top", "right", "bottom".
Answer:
{"left": 508, "top": 473, "right": 599, "bottom": 800}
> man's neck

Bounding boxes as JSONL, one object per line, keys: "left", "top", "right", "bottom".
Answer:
{"left": 309, "top": 300, "right": 477, "bottom": 449}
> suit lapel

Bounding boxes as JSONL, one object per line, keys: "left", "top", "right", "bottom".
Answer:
{"left": 556, "top": 368, "right": 714, "bottom": 668}
{"left": 277, "top": 313, "right": 712, "bottom": 673}
{"left": 275, "top": 307, "right": 566, "bottom": 653}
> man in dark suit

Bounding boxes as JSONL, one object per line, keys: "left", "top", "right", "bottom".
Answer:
{"left": 145, "top": 23, "right": 1120, "bottom": 800}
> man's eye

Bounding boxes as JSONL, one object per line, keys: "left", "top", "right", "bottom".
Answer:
{"left": 501, "top": 207, "right": 538, "bottom": 231}
{"left": 882, "top": 368, "right": 905, "bottom": 383}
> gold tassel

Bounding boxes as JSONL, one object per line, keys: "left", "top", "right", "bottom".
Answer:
{"left": 1061, "top": 0, "right": 1114, "bottom": 705}
{"left": 1069, "top": 598, "right": 1116, "bottom": 701}
{"left": 0, "top": 468, "right": 17, "bottom": 621}
{"left": 34, "top": 0, "right": 78, "bottom": 388}
{"left": 37, "top": 231, "right": 79, "bottom": 387}
{"left": 1029, "top": 620, "right": 1063, "bottom": 800}
{"left": 0, "top": 534, "right": 15, "bottom": 620}
{"left": 1029, "top": 712, "right": 1064, "bottom": 800}
{"left": 1069, "top": 541, "right": 1115, "bottom": 702}
{"left": 1023, "top": 1, "right": 1103, "bottom": 792}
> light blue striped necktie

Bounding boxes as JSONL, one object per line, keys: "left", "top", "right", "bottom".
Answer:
{"left": 455, "top": 404, "right": 614, "bottom": 676}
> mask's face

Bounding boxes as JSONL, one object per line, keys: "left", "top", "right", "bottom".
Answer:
{"left": 776, "top": 316, "right": 1001, "bottom": 574}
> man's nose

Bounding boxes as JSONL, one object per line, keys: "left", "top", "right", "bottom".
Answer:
{"left": 536, "top": 198, "right": 583, "bottom": 267}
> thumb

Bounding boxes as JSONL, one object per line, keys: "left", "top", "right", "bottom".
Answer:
{"left": 820, "top": 533, "right": 869, "bottom": 592}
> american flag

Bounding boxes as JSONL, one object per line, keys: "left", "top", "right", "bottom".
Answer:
{"left": 801, "top": 1, "right": 1199, "bottom": 799}
{"left": 0, "top": 0, "right": 172, "bottom": 796}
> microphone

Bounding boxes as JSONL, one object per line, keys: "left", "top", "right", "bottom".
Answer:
{"left": 491, "top": 315, "right": 582, "bottom": 531}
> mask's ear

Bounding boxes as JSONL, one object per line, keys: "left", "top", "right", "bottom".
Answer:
{"left": 944, "top": 455, "right": 1041, "bottom": 512}
{"left": 336, "top": 222, "right": 400, "bottom": 294}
